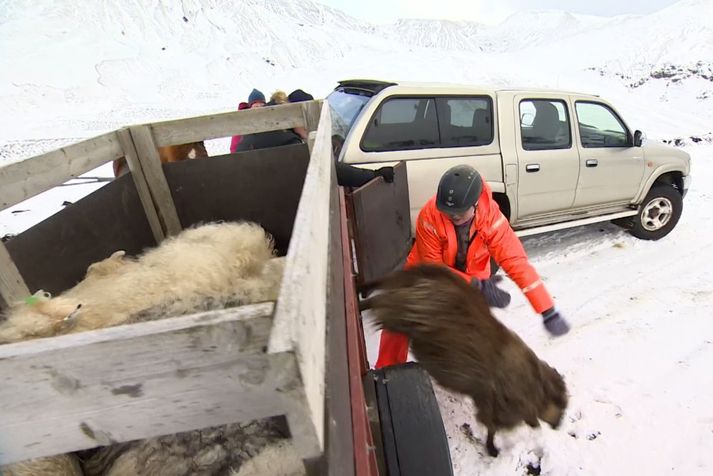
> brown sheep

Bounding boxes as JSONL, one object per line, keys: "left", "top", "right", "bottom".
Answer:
{"left": 112, "top": 141, "right": 208, "bottom": 177}
{"left": 361, "top": 264, "right": 568, "bottom": 457}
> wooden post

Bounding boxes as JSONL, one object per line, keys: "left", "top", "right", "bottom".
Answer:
{"left": 116, "top": 128, "right": 165, "bottom": 243}
{"left": 0, "top": 241, "right": 30, "bottom": 308}
{"left": 269, "top": 103, "right": 334, "bottom": 458}
{"left": 307, "top": 131, "right": 317, "bottom": 154}
{"left": 128, "top": 125, "right": 182, "bottom": 237}
{"left": 301, "top": 100, "right": 323, "bottom": 134}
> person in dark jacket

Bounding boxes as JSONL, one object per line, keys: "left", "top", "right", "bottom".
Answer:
{"left": 335, "top": 161, "right": 395, "bottom": 187}
{"left": 235, "top": 129, "right": 303, "bottom": 151}
{"left": 239, "top": 87, "right": 396, "bottom": 186}
{"left": 230, "top": 88, "right": 266, "bottom": 153}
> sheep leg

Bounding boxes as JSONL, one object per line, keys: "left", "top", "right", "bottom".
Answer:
{"left": 358, "top": 297, "right": 374, "bottom": 312}
{"left": 525, "top": 416, "right": 540, "bottom": 428}
{"left": 485, "top": 428, "right": 499, "bottom": 457}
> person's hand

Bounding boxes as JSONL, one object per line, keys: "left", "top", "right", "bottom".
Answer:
{"left": 542, "top": 308, "right": 570, "bottom": 336}
{"left": 375, "top": 166, "right": 395, "bottom": 183}
{"left": 471, "top": 275, "right": 511, "bottom": 308}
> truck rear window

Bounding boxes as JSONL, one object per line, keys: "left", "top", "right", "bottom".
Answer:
{"left": 361, "top": 96, "right": 493, "bottom": 152}
{"left": 327, "top": 90, "right": 371, "bottom": 156}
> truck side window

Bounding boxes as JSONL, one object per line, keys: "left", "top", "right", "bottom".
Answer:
{"left": 361, "top": 98, "right": 439, "bottom": 152}
{"left": 575, "top": 102, "right": 630, "bottom": 148}
{"left": 436, "top": 97, "right": 493, "bottom": 147}
{"left": 520, "top": 99, "right": 571, "bottom": 150}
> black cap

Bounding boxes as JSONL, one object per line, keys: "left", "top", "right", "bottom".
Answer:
{"left": 288, "top": 89, "right": 314, "bottom": 103}
{"left": 436, "top": 165, "right": 482, "bottom": 214}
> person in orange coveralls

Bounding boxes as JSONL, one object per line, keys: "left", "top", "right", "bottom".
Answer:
{"left": 375, "top": 164, "right": 570, "bottom": 368}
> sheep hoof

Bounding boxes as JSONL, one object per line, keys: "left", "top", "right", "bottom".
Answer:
{"left": 486, "top": 430, "right": 499, "bottom": 457}
{"left": 487, "top": 444, "right": 499, "bottom": 457}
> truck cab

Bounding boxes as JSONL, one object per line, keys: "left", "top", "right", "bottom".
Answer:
{"left": 329, "top": 79, "right": 691, "bottom": 241}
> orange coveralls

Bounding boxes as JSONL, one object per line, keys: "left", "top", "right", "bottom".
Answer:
{"left": 375, "top": 180, "right": 554, "bottom": 368}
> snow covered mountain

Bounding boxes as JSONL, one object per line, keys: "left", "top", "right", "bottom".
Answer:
{"left": 0, "top": 0, "right": 711, "bottom": 147}
{"left": 1, "top": 3, "right": 713, "bottom": 475}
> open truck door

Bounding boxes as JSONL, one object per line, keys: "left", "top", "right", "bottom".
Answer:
{"left": 344, "top": 162, "right": 454, "bottom": 476}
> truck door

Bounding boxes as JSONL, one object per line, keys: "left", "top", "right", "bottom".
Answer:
{"left": 346, "top": 161, "right": 412, "bottom": 286}
{"left": 514, "top": 95, "right": 580, "bottom": 219}
{"left": 571, "top": 99, "right": 644, "bottom": 208}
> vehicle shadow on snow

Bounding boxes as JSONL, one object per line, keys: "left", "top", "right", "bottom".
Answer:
{"left": 519, "top": 221, "right": 634, "bottom": 265}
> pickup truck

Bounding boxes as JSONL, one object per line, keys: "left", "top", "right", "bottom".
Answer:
{"left": 328, "top": 79, "right": 691, "bottom": 241}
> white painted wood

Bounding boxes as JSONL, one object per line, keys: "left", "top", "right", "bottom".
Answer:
{"left": 0, "top": 303, "right": 317, "bottom": 464}
{"left": 151, "top": 103, "right": 306, "bottom": 147}
{"left": 307, "top": 131, "right": 317, "bottom": 154}
{"left": 116, "top": 128, "right": 165, "bottom": 243}
{"left": 0, "top": 241, "right": 30, "bottom": 308}
{"left": 0, "top": 103, "right": 335, "bottom": 464}
{"left": 269, "top": 103, "right": 334, "bottom": 454}
{"left": 301, "top": 100, "right": 323, "bottom": 133}
{"left": 0, "top": 132, "right": 124, "bottom": 211}
{"left": 128, "top": 125, "right": 182, "bottom": 237}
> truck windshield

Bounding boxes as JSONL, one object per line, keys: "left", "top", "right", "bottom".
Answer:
{"left": 327, "top": 89, "right": 371, "bottom": 157}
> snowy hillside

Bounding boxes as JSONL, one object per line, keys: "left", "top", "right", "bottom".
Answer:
{"left": 1, "top": 2, "right": 713, "bottom": 473}
{"left": 1, "top": 0, "right": 712, "bottom": 149}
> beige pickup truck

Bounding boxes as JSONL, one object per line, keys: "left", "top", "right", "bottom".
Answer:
{"left": 328, "top": 80, "right": 691, "bottom": 241}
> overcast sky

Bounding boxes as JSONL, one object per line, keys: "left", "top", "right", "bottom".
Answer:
{"left": 314, "top": 0, "right": 681, "bottom": 25}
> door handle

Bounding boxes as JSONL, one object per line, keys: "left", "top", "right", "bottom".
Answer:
{"left": 586, "top": 159, "right": 598, "bottom": 167}
{"left": 525, "top": 164, "right": 540, "bottom": 173}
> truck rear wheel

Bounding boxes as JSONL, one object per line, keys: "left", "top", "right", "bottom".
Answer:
{"left": 629, "top": 185, "right": 682, "bottom": 240}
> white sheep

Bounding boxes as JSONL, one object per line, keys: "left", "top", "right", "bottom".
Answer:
{"left": 0, "top": 221, "right": 302, "bottom": 476}
{"left": 0, "top": 221, "right": 280, "bottom": 343}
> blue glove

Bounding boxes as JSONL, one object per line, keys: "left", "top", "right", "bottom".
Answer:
{"left": 471, "top": 275, "right": 511, "bottom": 308}
{"left": 542, "top": 308, "right": 570, "bottom": 336}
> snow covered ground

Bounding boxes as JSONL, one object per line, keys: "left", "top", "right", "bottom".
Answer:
{"left": 363, "top": 144, "right": 713, "bottom": 475}
{"left": 2, "top": 0, "right": 712, "bottom": 474}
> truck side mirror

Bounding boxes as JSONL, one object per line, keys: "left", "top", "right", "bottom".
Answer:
{"left": 633, "top": 130, "right": 644, "bottom": 147}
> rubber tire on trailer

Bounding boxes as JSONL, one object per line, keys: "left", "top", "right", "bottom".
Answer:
{"left": 629, "top": 185, "right": 683, "bottom": 240}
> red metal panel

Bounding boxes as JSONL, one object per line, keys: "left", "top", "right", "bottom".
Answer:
{"left": 340, "top": 188, "right": 380, "bottom": 476}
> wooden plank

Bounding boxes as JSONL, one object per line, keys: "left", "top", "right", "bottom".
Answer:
{"left": 0, "top": 241, "right": 30, "bottom": 308}
{"left": 301, "top": 101, "right": 323, "bottom": 133}
{"left": 0, "top": 303, "right": 313, "bottom": 465}
{"left": 341, "top": 190, "right": 380, "bottom": 476}
{"left": 0, "top": 132, "right": 124, "bottom": 211}
{"left": 3, "top": 173, "right": 157, "bottom": 301}
{"left": 116, "top": 128, "right": 165, "bottom": 243}
{"left": 128, "top": 125, "right": 182, "bottom": 237}
{"left": 324, "top": 179, "right": 355, "bottom": 475}
{"left": 350, "top": 161, "right": 412, "bottom": 285}
{"left": 162, "top": 145, "right": 310, "bottom": 256}
{"left": 307, "top": 130, "right": 317, "bottom": 154}
{"left": 269, "top": 104, "right": 334, "bottom": 454}
{"left": 150, "top": 103, "right": 307, "bottom": 147}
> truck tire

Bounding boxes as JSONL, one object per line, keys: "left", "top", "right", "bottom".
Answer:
{"left": 629, "top": 185, "right": 682, "bottom": 240}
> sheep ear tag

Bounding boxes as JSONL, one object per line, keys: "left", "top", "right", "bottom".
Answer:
{"left": 24, "top": 290, "right": 52, "bottom": 305}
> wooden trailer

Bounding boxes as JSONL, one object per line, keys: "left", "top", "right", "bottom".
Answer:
{"left": 0, "top": 100, "right": 452, "bottom": 475}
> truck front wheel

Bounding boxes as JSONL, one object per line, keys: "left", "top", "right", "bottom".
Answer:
{"left": 630, "top": 185, "right": 683, "bottom": 240}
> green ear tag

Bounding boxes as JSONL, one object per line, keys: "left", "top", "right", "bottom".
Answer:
{"left": 24, "top": 295, "right": 40, "bottom": 306}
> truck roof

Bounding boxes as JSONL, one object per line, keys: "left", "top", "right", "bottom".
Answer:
{"left": 336, "top": 79, "right": 600, "bottom": 98}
